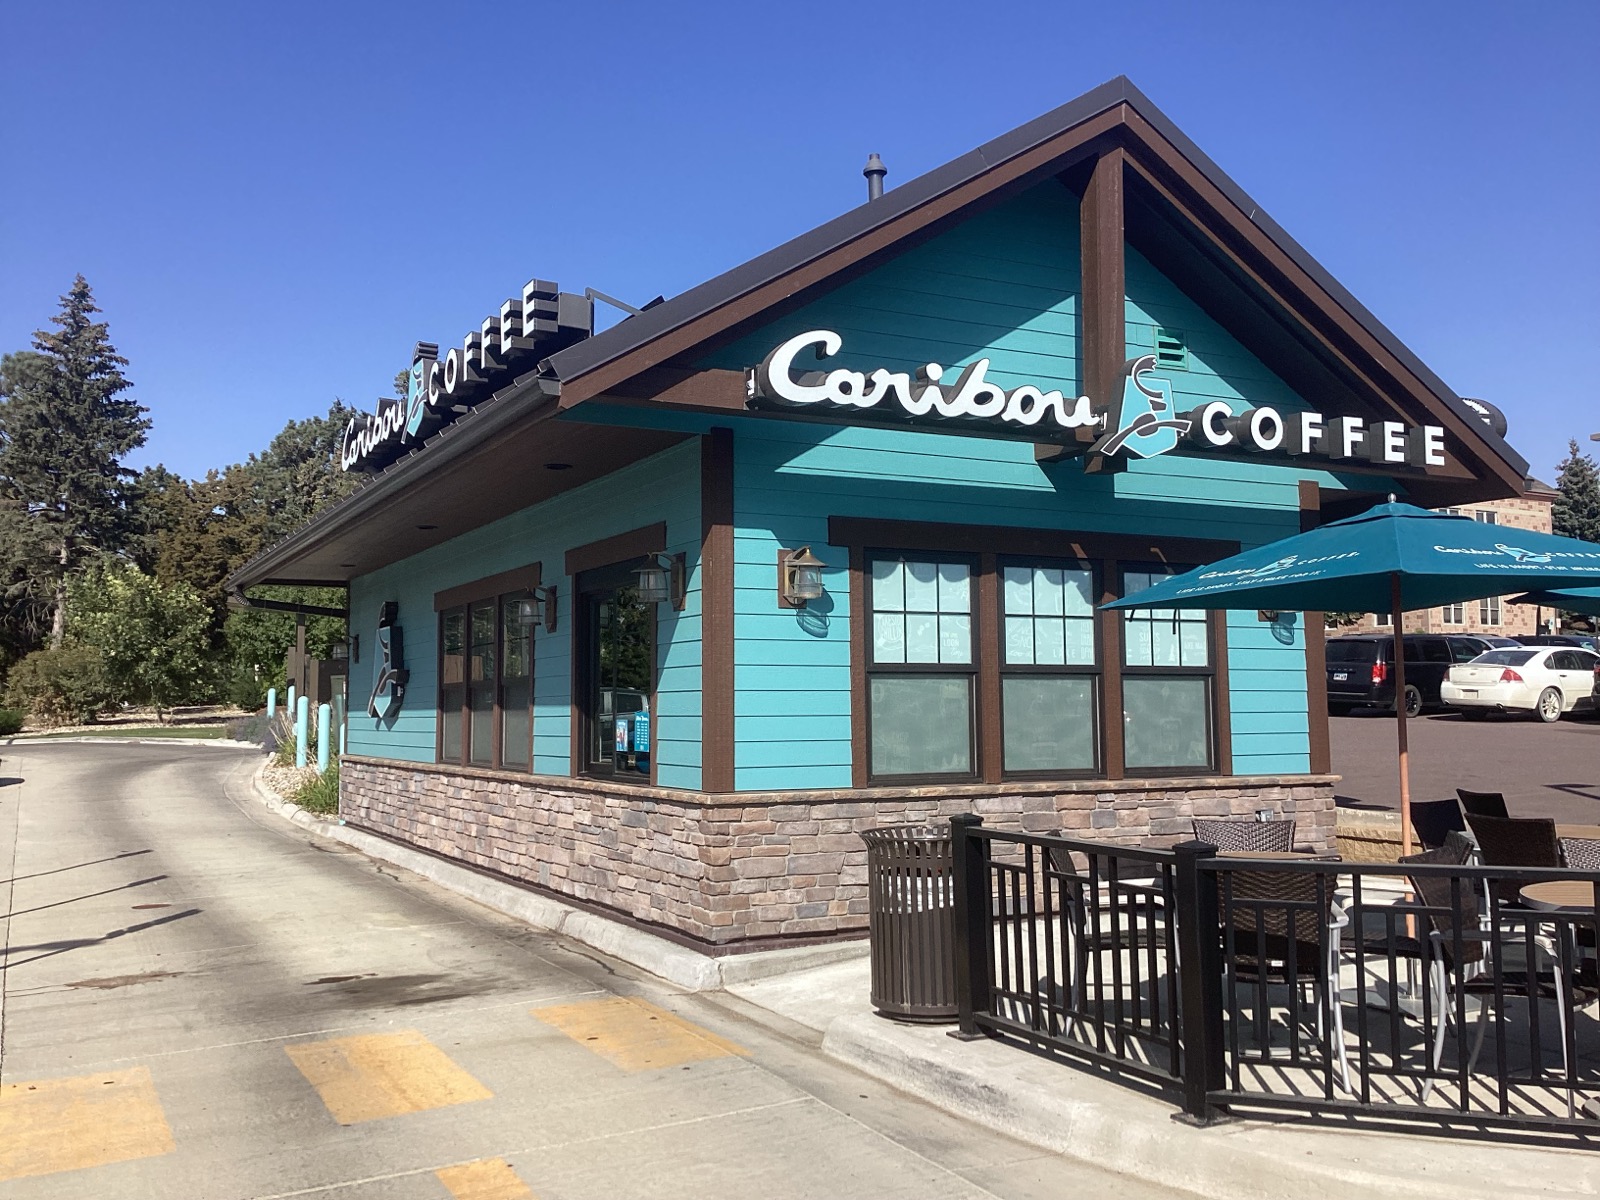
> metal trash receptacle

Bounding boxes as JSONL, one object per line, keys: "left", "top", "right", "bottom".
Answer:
{"left": 861, "top": 824, "right": 957, "bottom": 1022}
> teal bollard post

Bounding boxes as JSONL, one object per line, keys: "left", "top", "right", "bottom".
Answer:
{"left": 295, "top": 696, "right": 309, "bottom": 769}
{"left": 339, "top": 724, "right": 347, "bottom": 756}
{"left": 317, "top": 704, "right": 331, "bottom": 772}
{"left": 287, "top": 685, "right": 297, "bottom": 715}
{"left": 266, "top": 688, "right": 277, "bottom": 719}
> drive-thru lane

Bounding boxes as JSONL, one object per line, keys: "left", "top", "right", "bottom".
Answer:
{"left": 0, "top": 743, "right": 1174, "bottom": 1199}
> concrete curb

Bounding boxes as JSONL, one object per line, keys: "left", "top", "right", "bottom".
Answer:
{"left": 248, "top": 764, "right": 865, "bottom": 993}
{"left": 3, "top": 736, "right": 259, "bottom": 748}
{"left": 815, "top": 1010, "right": 1599, "bottom": 1199}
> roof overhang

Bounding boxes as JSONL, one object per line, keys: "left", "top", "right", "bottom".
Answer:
{"left": 228, "top": 375, "right": 687, "bottom": 588}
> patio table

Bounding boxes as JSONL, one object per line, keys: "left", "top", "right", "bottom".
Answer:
{"left": 1520, "top": 880, "right": 1599, "bottom": 912}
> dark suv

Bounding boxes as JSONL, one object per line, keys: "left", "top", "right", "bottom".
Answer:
{"left": 1515, "top": 633, "right": 1600, "bottom": 654}
{"left": 1326, "top": 634, "right": 1504, "bottom": 717}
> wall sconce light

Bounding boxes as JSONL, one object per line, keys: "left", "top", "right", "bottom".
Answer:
{"left": 778, "top": 546, "right": 826, "bottom": 608}
{"left": 516, "top": 585, "right": 559, "bottom": 632}
{"left": 634, "top": 553, "right": 686, "bottom": 610}
{"left": 349, "top": 635, "right": 360, "bottom": 664}
{"left": 331, "top": 640, "right": 349, "bottom": 662}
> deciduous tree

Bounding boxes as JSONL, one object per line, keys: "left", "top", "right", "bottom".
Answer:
{"left": 68, "top": 562, "right": 212, "bottom": 721}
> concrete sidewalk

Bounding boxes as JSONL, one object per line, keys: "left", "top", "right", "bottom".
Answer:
{"left": 253, "top": 763, "right": 1600, "bottom": 1199}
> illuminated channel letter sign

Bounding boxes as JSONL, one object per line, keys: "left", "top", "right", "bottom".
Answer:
{"left": 745, "top": 330, "right": 1450, "bottom": 471}
{"left": 340, "top": 282, "right": 594, "bottom": 474}
{"left": 367, "top": 602, "right": 408, "bottom": 720}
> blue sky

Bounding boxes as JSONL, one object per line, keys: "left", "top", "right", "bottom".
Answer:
{"left": 3, "top": 1, "right": 1595, "bottom": 483}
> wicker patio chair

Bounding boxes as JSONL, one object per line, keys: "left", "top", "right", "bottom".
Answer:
{"left": 1219, "top": 862, "right": 1351, "bottom": 1092}
{"left": 1456, "top": 789, "right": 1510, "bottom": 819}
{"left": 1193, "top": 818, "right": 1296, "bottom": 853}
{"left": 1465, "top": 814, "right": 1559, "bottom": 907}
{"left": 1401, "top": 846, "right": 1577, "bottom": 1104}
{"left": 1560, "top": 837, "right": 1600, "bottom": 871}
{"left": 1409, "top": 798, "right": 1468, "bottom": 852}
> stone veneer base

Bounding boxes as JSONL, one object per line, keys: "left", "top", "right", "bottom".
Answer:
{"left": 340, "top": 755, "right": 1338, "bottom": 948}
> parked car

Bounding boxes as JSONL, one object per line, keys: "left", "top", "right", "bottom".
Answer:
{"left": 1476, "top": 634, "right": 1524, "bottom": 649}
{"left": 1514, "top": 632, "right": 1600, "bottom": 653}
{"left": 1440, "top": 646, "right": 1600, "bottom": 721}
{"left": 1325, "top": 633, "right": 1507, "bottom": 717}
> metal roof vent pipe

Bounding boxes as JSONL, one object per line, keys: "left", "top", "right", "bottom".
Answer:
{"left": 863, "top": 153, "right": 887, "bottom": 201}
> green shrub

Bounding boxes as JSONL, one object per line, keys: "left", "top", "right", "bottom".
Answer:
{"left": 0, "top": 708, "right": 24, "bottom": 736}
{"left": 3, "top": 646, "right": 116, "bottom": 725}
{"left": 227, "top": 668, "right": 270, "bottom": 712}
{"left": 294, "top": 759, "right": 340, "bottom": 814}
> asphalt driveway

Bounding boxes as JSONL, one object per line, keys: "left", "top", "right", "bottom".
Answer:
{"left": 0, "top": 742, "right": 1174, "bottom": 1200}
{"left": 1330, "top": 706, "right": 1600, "bottom": 823}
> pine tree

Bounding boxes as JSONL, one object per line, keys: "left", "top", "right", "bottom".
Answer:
{"left": 1553, "top": 440, "right": 1600, "bottom": 544}
{"left": 0, "top": 277, "right": 150, "bottom": 646}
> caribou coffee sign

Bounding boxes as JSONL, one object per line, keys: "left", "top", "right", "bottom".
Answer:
{"left": 341, "top": 281, "right": 593, "bottom": 473}
{"left": 746, "top": 330, "right": 1449, "bottom": 470}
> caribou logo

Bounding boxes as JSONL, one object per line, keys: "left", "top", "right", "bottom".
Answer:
{"left": 1495, "top": 544, "right": 1552, "bottom": 565}
{"left": 367, "top": 602, "right": 409, "bottom": 719}
{"left": 1088, "top": 356, "right": 1190, "bottom": 459}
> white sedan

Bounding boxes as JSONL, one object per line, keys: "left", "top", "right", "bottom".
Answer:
{"left": 1441, "top": 647, "right": 1600, "bottom": 722}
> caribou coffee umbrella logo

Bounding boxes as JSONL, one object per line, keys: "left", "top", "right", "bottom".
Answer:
{"left": 1089, "top": 356, "right": 1189, "bottom": 459}
{"left": 367, "top": 602, "right": 408, "bottom": 719}
{"left": 1496, "top": 544, "right": 1553, "bottom": 565}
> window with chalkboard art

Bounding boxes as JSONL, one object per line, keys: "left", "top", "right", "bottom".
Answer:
{"left": 866, "top": 554, "right": 977, "bottom": 781}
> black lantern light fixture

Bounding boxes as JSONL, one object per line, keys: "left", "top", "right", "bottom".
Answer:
{"left": 778, "top": 546, "right": 826, "bottom": 608}
{"left": 634, "top": 553, "right": 686, "bottom": 610}
{"left": 516, "top": 585, "right": 559, "bottom": 632}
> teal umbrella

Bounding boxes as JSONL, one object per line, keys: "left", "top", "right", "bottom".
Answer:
{"left": 1509, "top": 587, "right": 1600, "bottom": 618}
{"left": 1101, "top": 500, "right": 1600, "bottom": 853}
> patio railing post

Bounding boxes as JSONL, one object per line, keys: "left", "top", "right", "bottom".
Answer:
{"left": 1173, "top": 839, "right": 1227, "bottom": 1124}
{"left": 949, "top": 814, "right": 990, "bottom": 1040}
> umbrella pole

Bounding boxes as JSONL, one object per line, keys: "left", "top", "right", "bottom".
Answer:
{"left": 1391, "top": 573, "right": 1413, "bottom": 858}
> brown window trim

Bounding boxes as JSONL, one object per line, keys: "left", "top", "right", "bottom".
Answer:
{"left": 435, "top": 567, "right": 539, "bottom": 773}
{"left": 842, "top": 521, "right": 1240, "bottom": 787}
{"left": 434, "top": 563, "right": 542, "bottom": 613}
{"left": 565, "top": 523, "right": 666, "bottom": 579}
{"left": 1117, "top": 562, "right": 1227, "bottom": 778}
{"left": 570, "top": 559, "right": 658, "bottom": 785}
{"left": 828, "top": 516, "right": 1240, "bottom": 565}
{"left": 994, "top": 555, "right": 1106, "bottom": 781}
{"left": 862, "top": 549, "right": 982, "bottom": 786}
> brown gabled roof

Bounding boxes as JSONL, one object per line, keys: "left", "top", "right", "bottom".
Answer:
{"left": 543, "top": 75, "right": 1526, "bottom": 492}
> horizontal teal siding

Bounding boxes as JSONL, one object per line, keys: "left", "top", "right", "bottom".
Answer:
{"left": 346, "top": 441, "right": 702, "bottom": 788}
{"left": 698, "top": 177, "right": 1352, "bottom": 788}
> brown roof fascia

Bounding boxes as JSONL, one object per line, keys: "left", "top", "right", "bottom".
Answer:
{"left": 555, "top": 107, "right": 1128, "bottom": 408}
{"left": 1116, "top": 110, "right": 1525, "bottom": 499}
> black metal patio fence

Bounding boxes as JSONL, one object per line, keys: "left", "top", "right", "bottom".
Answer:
{"left": 948, "top": 814, "right": 1600, "bottom": 1137}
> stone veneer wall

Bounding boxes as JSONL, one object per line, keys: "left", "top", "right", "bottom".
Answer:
{"left": 341, "top": 755, "right": 1338, "bottom": 949}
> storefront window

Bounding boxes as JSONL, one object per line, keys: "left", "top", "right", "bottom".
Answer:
{"left": 868, "top": 556, "right": 975, "bottom": 779}
{"left": 436, "top": 584, "right": 534, "bottom": 772}
{"left": 500, "top": 597, "right": 531, "bottom": 768}
{"left": 1121, "top": 569, "right": 1214, "bottom": 771}
{"left": 1000, "top": 561, "right": 1097, "bottom": 773}
{"left": 578, "top": 567, "right": 654, "bottom": 777}
{"left": 440, "top": 610, "right": 465, "bottom": 761}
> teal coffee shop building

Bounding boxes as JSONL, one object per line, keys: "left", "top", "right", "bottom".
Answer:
{"left": 231, "top": 79, "right": 1530, "bottom": 950}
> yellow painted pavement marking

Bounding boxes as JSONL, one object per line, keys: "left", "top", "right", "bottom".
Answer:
{"left": 284, "top": 1029, "right": 492, "bottom": 1124}
{"left": 0, "top": 1065, "right": 174, "bottom": 1182}
{"left": 436, "top": 1156, "right": 536, "bottom": 1199}
{"left": 530, "top": 996, "right": 748, "bottom": 1071}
